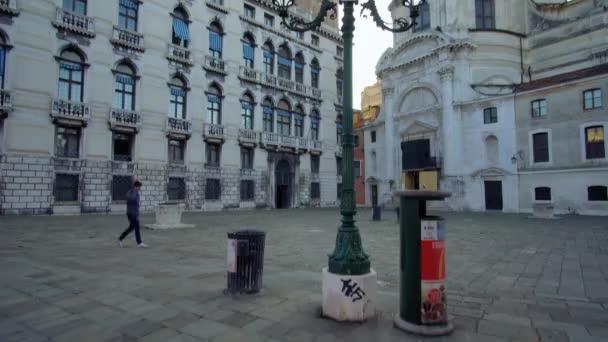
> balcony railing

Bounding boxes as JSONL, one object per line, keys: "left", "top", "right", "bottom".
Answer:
{"left": 53, "top": 7, "right": 95, "bottom": 37}
{"left": 310, "top": 140, "right": 323, "bottom": 153}
{"left": 238, "top": 129, "right": 258, "bottom": 145}
{"left": 109, "top": 108, "right": 142, "bottom": 132}
{"left": 261, "top": 132, "right": 313, "bottom": 150}
{"left": 203, "top": 123, "right": 225, "bottom": 141}
{"left": 0, "top": 0, "right": 18, "bottom": 16}
{"left": 111, "top": 26, "right": 144, "bottom": 52}
{"left": 238, "top": 66, "right": 323, "bottom": 100}
{"left": 167, "top": 44, "right": 193, "bottom": 65}
{"left": 51, "top": 98, "right": 90, "bottom": 124}
{"left": 0, "top": 89, "right": 13, "bottom": 114}
{"left": 203, "top": 55, "right": 226, "bottom": 74}
{"left": 297, "top": 137, "right": 309, "bottom": 150}
{"left": 166, "top": 117, "right": 192, "bottom": 136}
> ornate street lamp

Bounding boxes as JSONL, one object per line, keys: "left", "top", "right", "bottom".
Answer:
{"left": 272, "top": 0, "right": 425, "bottom": 321}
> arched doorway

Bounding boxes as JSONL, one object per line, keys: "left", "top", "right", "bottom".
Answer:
{"left": 275, "top": 159, "right": 292, "bottom": 209}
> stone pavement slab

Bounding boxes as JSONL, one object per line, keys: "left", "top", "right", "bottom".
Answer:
{"left": 0, "top": 209, "right": 607, "bottom": 341}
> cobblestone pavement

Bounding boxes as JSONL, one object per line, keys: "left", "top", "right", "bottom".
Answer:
{"left": 1, "top": 209, "right": 607, "bottom": 342}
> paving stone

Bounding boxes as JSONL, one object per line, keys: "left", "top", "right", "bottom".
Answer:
{"left": 179, "top": 318, "right": 231, "bottom": 340}
{"left": 537, "top": 328, "right": 570, "bottom": 342}
{"left": 119, "top": 318, "right": 164, "bottom": 339}
{"left": 484, "top": 312, "right": 532, "bottom": 327}
{"left": 162, "top": 312, "right": 202, "bottom": 330}
{"left": 220, "top": 311, "right": 258, "bottom": 328}
{"left": 478, "top": 319, "right": 539, "bottom": 340}
{"left": 138, "top": 328, "right": 181, "bottom": 342}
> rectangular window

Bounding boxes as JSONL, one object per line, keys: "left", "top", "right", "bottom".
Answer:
{"left": 310, "top": 182, "right": 320, "bottom": 200}
{"left": 583, "top": 88, "right": 602, "bottom": 110}
{"left": 354, "top": 160, "right": 361, "bottom": 177}
{"left": 206, "top": 143, "right": 221, "bottom": 167}
{"left": 311, "top": 118, "right": 319, "bottom": 141}
{"left": 277, "top": 112, "right": 291, "bottom": 136}
{"left": 585, "top": 126, "right": 605, "bottom": 159}
{"left": 311, "top": 155, "right": 320, "bottom": 174}
{"left": 534, "top": 187, "right": 551, "bottom": 201}
{"left": 205, "top": 179, "right": 221, "bottom": 200}
{"left": 113, "top": 133, "right": 133, "bottom": 162}
{"left": 113, "top": 74, "right": 135, "bottom": 110}
{"left": 63, "top": 0, "right": 87, "bottom": 15}
{"left": 54, "top": 174, "right": 79, "bottom": 202}
{"left": 483, "top": 107, "right": 498, "bottom": 124}
{"left": 167, "top": 177, "right": 186, "bottom": 201}
{"left": 588, "top": 186, "right": 608, "bottom": 201}
{"left": 311, "top": 35, "right": 319, "bottom": 46}
{"left": 112, "top": 175, "right": 132, "bottom": 202}
{"left": 294, "top": 115, "right": 304, "bottom": 137}
{"left": 263, "top": 107, "right": 274, "bottom": 132}
{"left": 240, "top": 180, "right": 255, "bottom": 201}
{"left": 207, "top": 94, "right": 221, "bottom": 125}
{"left": 244, "top": 4, "right": 255, "bottom": 18}
{"left": 532, "top": 132, "right": 549, "bottom": 163}
{"left": 354, "top": 135, "right": 359, "bottom": 147}
{"left": 531, "top": 99, "right": 547, "bottom": 118}
{"left": 169, "top": 86, "right": 186, "bottom": 119}
{"left": 241, "top": 147, "right": 254, "bottom": 170}
{"left": 371, "top": 131, "right": 377, "bottom": 143}
{"left": 475, "top": 0, "right": 495, "bottom": 29}
{"left": 414, "top": 2, "right": 430, "bottom": 32}
{"left": 168, "top": 139, "right": 185, "bottom": 164}
{"left": 264, "top": 13, "right": 274, "bottom": 27}
{"left": 58, "top": 61, "right": 83, "bottom": 102}
{"left": 336, "top": 157, "right": 342, "bottom": 176}
{"left": 296, "top": 31, "right": 304, "bottom": 40}
{"left": 336, "top": 46, "right": 343, "bottom": 57}
{"left": 55, "top": 127, "right": 80, "bottom": 158}
{"left": 118, "top": 0, "right": 138, "bottom": 31}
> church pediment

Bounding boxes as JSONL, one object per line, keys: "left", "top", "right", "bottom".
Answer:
{"left": 472, "top": 167, "right": 512, "bottom": 178}
{"left": 400, "top": 120, "right": 438, "bottom": 136}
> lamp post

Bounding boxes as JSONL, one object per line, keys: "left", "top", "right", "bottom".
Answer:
{"left": 272, "top": 0, "right": 425, "bottom": 321}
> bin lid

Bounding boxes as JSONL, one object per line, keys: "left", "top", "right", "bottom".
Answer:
{"left": 392, "top": 190, "right": 451, "bottom": 200}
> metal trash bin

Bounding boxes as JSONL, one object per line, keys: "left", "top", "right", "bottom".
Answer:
{"left": 372, "top": 206, "right": 382, "bottom": 221}
{"left": 226, "top": 230, "right": 266, "bottom": 294}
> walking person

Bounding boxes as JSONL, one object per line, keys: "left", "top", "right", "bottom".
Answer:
{"left": 118, "top": 180, "right": 148, "bottom": 248}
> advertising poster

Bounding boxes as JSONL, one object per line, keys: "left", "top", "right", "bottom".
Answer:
{"left": 420, "top": 219, "right": 447, "bottom": 324}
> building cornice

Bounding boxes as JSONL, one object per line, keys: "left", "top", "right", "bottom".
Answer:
{"left": 239, "top": 15, "right": 323, "bottom": 53}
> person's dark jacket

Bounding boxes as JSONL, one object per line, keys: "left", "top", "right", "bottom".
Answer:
{"left": 126, "top": 189, "right": 140, "bottom": 216}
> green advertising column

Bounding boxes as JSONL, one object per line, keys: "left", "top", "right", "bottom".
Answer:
{"left": 394, "top": 190, "right": 453, "bottom": 336}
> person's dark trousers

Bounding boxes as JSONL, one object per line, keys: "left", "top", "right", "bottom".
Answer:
{"left": 119, "top": 214, "right": 142, "bottom": 244}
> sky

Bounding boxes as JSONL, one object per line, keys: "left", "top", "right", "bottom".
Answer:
{"left": 337, "top": 1, "right": 394, "bottom": 109}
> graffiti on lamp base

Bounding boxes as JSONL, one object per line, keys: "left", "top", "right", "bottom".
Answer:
{"left": 341, "top": 279, "right": 366, "bottom": 303}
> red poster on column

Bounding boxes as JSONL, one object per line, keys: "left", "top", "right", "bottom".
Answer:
{"left": 421, "top": 219, "right": 447, "bottom": 325}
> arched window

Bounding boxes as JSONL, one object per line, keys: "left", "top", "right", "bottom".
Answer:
{"left": 209, "top": 21, "right": 223, "bottom": 58}
{"left": 336, "top": 114, "right": 343, "bottom": 145}
{"left": 485, "top": 135, "right": 499, "bottom": 164}
{"left": 414, "top": 1, "right": 430, "bottom": 32}
{"left": 241, "top": 92, "right": 255, "bottom": 130}
{"left": 262, "top": 97, "right": 274, "bottom": 132}
{"left": 294, "top": 104, "right": 305, "bottom": 137}
{"left": 263, "top": 42, "right": 274, "bottom": 74}
{"left": 242, "top": 33, "right": 255, "bottom": 69}
{"left": 294, "top": 52, "right": 305, "bottom": 84}
{"left": 113, "top": 62, "right": 136, "bottom": 110}
{"left": 277, "top": 43, "right": 292, "bottom": 80}
{"left": 168, "top": 75, "right": 187, "bottom": 119}
{"left": 310, "top": 58, "right": 320, "bottom": 89}
{"left": 172, "top": 7, "right": 190, "bottom": 48}
{"left": 277, "top": 99, "right": 291, "bottom": 136}
{"left": 206, "top": 84, "right": 222, "bottom": 125}
{"left": 336, "top": 67, "right": 343, "bottom": 101}
{"left": 63, "top": 0, "right": 87, "bottom": 15}
{"left": 0, "top": 35, "right": 7, "bottom": 89}
{"left": 310, "top": 108, "right": 320, "bottom": 141}
{"left": 58, "top": 48, "right": 85, "bottom": 102}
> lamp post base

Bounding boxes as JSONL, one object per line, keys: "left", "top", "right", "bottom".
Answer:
{"left": 394, "top": 315, "right": 454, "bottom": 337}
{"left": 321, "top": 267, "right": 376, "bottom": 322}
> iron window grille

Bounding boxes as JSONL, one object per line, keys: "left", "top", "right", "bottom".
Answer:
{"left": 54, "top": 173, "right": 79, "bottom": 202}
{"left": 534, "top": 187, "right": 551, "bottom": 201}
{"left": 205, "top": 178, "right": 221, "bottom": 200}
{"left": 113, "top": 133, "right": 133, "bottom": 162}
{"left": 310, "top": 182, "right": 320, "bottom": 200}
{"left": 169, "top": 139, "right": 185, "bottom": 164}
{"left": 240, "top": 180, "right": 255, "bottom": 201}
{"left": 241, "top": 147, "right": 254, "bottom": 170}
{"left": 112, "top": 175, "right": 133, "bottom": 201}
{"left": 206, "top": 143, "right": 221, "bottom": 167}
{"left": 311, "top": 155, "right": 320, "bottom": 174}
{"left": 167, "top": 177, "right": 186, "bottom": 201}
{"left": 55, "top": 127, "right": 80, "bottom": 158}
{"left": 588, "top": 186, "right": 608, "bottom": 201}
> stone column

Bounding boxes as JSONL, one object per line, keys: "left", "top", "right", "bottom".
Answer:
{"left": 438, "top": 66, "right": 458, "bottom": 176}
{"left": 294, "top": 157, "right": 300, "bottom": 208}
{"left": 382, "top": 86, "right": 395, "bottom": 202}
{"left": 268, "top": 156, "right": 275, "bottom": 208}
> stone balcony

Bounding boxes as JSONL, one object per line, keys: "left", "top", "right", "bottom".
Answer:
{"left": 238, "top": 129, "right": 258, "bottom": 147}
{"left": 203, "top": 123, "right": 225, "bottom": 143}
{"left": 167, "top": 44, "right": 193, "bottom": 66}
{"left": 53, "top": 7, "right": 95, "bottom": 37}
{"left": 165, "top": 117, "right": 192, "bottom": 140}
{"left": 238, "top": 66, "right": 323, "bottom": 100}
{"left": 0, "top": 0, "right": 19, "bottom": 16}
{"left": 109, "top": 108, "right": 142, "bottom": 133}
{"left": 203, "top": 55, "right": 226, "bottom": 75}
{"left": 310, "top": 140, "right": 323, "bottom": 154}
{"left": 111, "top": 26, "right": 145, "bottom": 52}
{"left": 0, "top": 89, "right": 13, "bottom": 119}
{"left": 50, "top": 98, "right": 90, "bottom": 126}
{"left": 261, "top": 132, "right": 312, "bottom": 152}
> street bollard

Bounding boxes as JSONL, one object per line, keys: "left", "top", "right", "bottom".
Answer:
{"left": 393, "top": 190, "right": 453, "bottom": 336}
{"left": 372, "top": 206, "right": 381, "bottom": 221}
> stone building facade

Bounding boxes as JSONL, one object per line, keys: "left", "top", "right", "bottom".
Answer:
{"left": 0, "top": 0, "right": 345, "bottom": 215}
{"left": 366, "top": 0, "right": 608, "bottom": 215}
